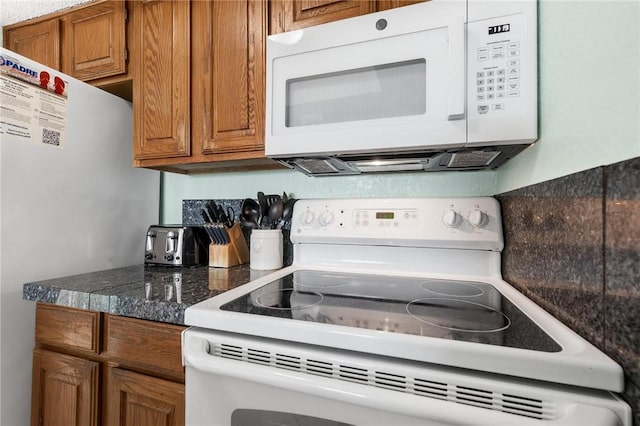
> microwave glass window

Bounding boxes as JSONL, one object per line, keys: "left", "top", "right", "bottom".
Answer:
{"left": 285, "top": 59, "right": 426, "bottom": 127}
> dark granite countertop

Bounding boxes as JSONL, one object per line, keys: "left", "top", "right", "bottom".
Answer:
{"left": 23, "top": 264, "right": 273, "bottom": 325}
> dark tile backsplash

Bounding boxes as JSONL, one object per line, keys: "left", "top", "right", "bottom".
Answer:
{"left": 497, "top": 156, "right": 640, "bottom": 425}
{"left": 605, "top": 160, "right": 640, "bottom": 403}
{"left": 497, "top": 167, "right": 605, "bottom": 347}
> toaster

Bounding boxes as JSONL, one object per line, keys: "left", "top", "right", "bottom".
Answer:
{"left": 145, "top": 225, "right": 209, "bottom": 267}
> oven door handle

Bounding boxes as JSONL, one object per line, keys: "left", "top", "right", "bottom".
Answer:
{"left": 183, "top": 335, "right": 627, "bottom": 426}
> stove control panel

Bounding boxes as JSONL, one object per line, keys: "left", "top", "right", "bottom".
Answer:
{"left": 291, "top": 197, "right": 504, "bottom": 251}
{"left": 352, "top": 208, "right": 419, "bottom": 229}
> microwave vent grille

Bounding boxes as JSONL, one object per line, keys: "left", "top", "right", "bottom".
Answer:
{"left": 448, "top": 151, "right": 501, "bottom": 168}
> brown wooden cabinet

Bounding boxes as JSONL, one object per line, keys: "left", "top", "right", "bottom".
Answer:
{"left": 4, "top": 18, "right": 61, "bottom": 69}
{"left": 131, "top": 0, "right": 190, "bottom": 160}
{"left": 376, "top": 0, "right": 426, "bottom": 12}
{"left": 105, "top": 368, "right": 185, "bottom": 426}
{"left": 31, "top": 349, "right": 99, "bottom": 426}
{"left": 132, "top": 0, "right": 275, "bottom": 174}
{"left": 269, "top": 0, "right": 427, "bottom": 34}
{"left": 62, "top": 1, "right": 128, "bottom": 82}
{"left": 269, "top": 0, "right": 375, "bottom": 35}
{"left": 192, "top": 0, "right": 265, "bottom": 156}
{"left": 3, "top": 0, "right": 131, "bottom": 100}
{"left": 31, "top": 303, "right": 185, "bottom": 426}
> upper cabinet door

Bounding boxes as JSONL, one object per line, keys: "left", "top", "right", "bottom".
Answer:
{"left": 132, "top": 0, "right": 190, "bottom": 160}
{"left": 192, "top": 0, "right": 266, "bottom": 155}
{"left": 62, "top": 0, "right": 127, "bottom": 81}
{"left": 376, "top": 0, "right": 426, "bottom": 11}
{"left": 4, "top": 18, "right": 61, "bottom": 69}
{"left": 270, "top": 0, "right": 375, "bottom": 34}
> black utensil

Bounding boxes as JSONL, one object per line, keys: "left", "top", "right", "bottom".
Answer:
{"left": 266, "top": 194, "right": 281, "bottom": 207}
{"left": 214, "top": 203, "right": 234, "bottom": 228}
{"left": 257, "top": 192, "right": 268, "bottom": 227}
{"left": 241, "top": 198, "right": 261, "bottom": 229}
{"left": 218, "top": 224, "right": 230, "bottom": 244}
{"left": 200, "top": 211, "right": 217, "bottom": 243}
{"left": 201, "top": 209, "right": 212, "bottom": 224}
{"left": 224, "top": 206, "right": 235, "bottom": 227}
{"left": 268, "top": 200, "right": 284, "bottom": 229}
{"left": 282, "top": 198, "right": 296, "bottom": 222}
{"left": 279, "top": 198, "right": 297, "bottom": 229}
{"left": 240, "top": 216, "right": 258, "bottom": 230}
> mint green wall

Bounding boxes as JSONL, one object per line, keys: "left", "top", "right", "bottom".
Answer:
{"left": 495, "top": 0, "right": 640, "bottom": 193}
{"left": 161, "top": 0, "right": 640, "bottom": 223}
{"left": 161, "top": 169, "right": 496, "bottom": 223}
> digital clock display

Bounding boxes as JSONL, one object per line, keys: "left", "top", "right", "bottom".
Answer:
{"left": 376, "top": 212, "right": 394, "bottom": 220}
{"left": 488, "top": 24, "right": 510, "bottom": 35}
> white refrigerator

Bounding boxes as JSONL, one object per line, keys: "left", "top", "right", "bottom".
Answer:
{"left": 0, "top": 48, "right": 159, "bottom": 425}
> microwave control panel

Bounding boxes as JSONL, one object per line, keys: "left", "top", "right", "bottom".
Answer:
{"left": 468, "top": 14, "right": 527, "bottom": 118}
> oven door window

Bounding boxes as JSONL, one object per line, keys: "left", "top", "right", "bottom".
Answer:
{"left": 232, "top": 409, "right": 353, "bottom": 426}
{"left": 285, "top": 59, "right": 426, "bottom": 127}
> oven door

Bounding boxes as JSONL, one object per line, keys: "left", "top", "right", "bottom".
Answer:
{"left": 266, "top": 1, "right": 467, "bottom": 158}
{"left": 183, "top": 328, "right": 626, "bottom": 426}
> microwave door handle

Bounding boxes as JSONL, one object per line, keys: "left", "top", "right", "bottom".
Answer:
{"left": 448, "top": 20, "right": 466, "bottom": 120}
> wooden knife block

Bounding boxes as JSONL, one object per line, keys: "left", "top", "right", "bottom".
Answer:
{"left": 209, "top": 223, "right": 250, "bottom": 268}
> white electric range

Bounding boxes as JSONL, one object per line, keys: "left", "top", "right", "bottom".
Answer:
{"left": 183, "top": 197, "right": 631, "bottom": 426}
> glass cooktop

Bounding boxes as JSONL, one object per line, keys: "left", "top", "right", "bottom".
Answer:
{"left": 220, "top": 270, "right": 561, "bottom": 352}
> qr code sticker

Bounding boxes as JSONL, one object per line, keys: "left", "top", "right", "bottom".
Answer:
{"left": 42, "top": 128, "right": 60, "bottom": 146}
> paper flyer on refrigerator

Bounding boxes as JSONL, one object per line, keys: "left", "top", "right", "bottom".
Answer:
{"left": 0, "top": 52, "right": 68, "bottom": 149}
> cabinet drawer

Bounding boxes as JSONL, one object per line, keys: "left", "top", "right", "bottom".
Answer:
{"left": 105, "top": 315, "right": 185, "bottom": 379}
{"left": 35, "top": 303, "right": 101, "bottom": 353}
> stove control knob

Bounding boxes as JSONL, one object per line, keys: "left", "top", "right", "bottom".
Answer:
{"left": 469, "top": 210, "right": 489, "bottom": 228}
{"left": 300, "top": 210, "right": 315, "bottom": 225}
{"left": 443, "top": 210, "right": 463, "bottom": 228}
{"left": 318, "top": 210, "right": 335, "bottom": 227}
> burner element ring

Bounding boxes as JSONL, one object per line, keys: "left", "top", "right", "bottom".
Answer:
{"left": 420, "top": 281, "right": 485, "bottom": 298}
{"left": 406, "top": 298, "right": 511, "bottom": 333}
{"left": 255, "top": 289, "right": 324, "bottom": 310}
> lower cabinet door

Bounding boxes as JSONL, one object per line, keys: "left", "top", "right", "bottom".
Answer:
{"left": 31, "top": 349, "right": 99, "bottom": 426}
{"left": 106, "top": 367, "right": 185, "bottom": 426}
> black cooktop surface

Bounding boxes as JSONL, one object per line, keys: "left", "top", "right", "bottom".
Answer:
{"left": 221, "top": 270, "right": 561, "bottom": 352}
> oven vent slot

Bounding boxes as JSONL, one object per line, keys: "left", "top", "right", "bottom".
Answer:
{"left": 306, "top": 359, "right": 333, "bottom": 377}
{"left": 454, "top": 385, "right": 493, "bottom": 408}
{"left": 217, "top": 344, "right": 243, "bottom": 360}
{"left": 247, "top": 348, "right": 271, "bottom": 365}
{"left": 413, "top": 378, "right": 448, "bottom": 399}
{"left": 275, "top": 353, "right": 302, "bottom": 370}
{"left": 211, "top": 342, "right": 554, "bottom": 421}
{"left": 338, "top": 365, "right": 368, "bottom": 383}
{"left": 500, "top": 394, "right": 546, "bottom": 419}
{"left": 374, "top": 371, "right": 408, "bottom": 391}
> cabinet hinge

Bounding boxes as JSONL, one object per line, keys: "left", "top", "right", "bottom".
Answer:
{"left": 124, "top": 48, "right": 129, "bottom": 63}
{"left": 124, "top": 7, "right": 129, "bottom": 22}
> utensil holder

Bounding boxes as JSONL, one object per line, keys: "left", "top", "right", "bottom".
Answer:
{"left": 209, "top": 223, "right": 250, "bottom": 268}
{"left": 250, "top": 229, "right": 284, "bottom": 270}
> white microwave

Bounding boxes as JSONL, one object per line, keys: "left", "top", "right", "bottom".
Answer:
{"left": 265, "top": 0, "right": 538, "bottom": 176}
